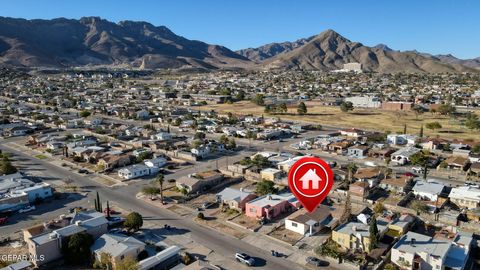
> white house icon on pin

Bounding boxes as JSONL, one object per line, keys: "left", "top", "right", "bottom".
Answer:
{"left": 299, "top": 168, "right": 322, "bottom": 189}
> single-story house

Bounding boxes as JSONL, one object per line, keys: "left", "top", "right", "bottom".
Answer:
{"left": 216, "top": 188, "right": 257, "bottom": 211}
{"left": 176, "top": 171, "right": 224, "bottom": 194}
{"left": 245, "top": 193, "right": 300, "bottom": 220}
{"left": 91, "top": 234, "right": 146, "bottom": 268}
{"left": 285, "top": 205, "right": 337, "bottom": 236}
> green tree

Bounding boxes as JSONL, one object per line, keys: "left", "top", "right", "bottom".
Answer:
{"left": 124, "top": 212, "right": 143, "bottom": 232}
{"left": 156, "top": 174, "right": 165, "bottom": 203}
{"left": 95, "top": 191, "right": 102, "bottom": 212}
{"left": 297, "top": 102, "right": 307, "bottom": 115}
{"left": 115, "top": 256, "right": 139, "bottom": 270}
{"left": 226, "top": 138, "right": 236, "bottom": 150}
{"left": 340, "top": 101, "right": 354, "bottom": 113}
{"left": 251, "top": 94, "right": 265, "bottom": 106}
{"left": 136, "top": 151, "right": 153, "bottom": 162}
{"left": 369, "top": 215, "right": 379, "bottom": 251}
{"left": 425, "top": 121, "right": 442, "bottom": 130}
{"left": 235, "top": 90, "right": 245, "bottom": 101}
{"left": 373, "top": 202, "right": 385, "bottom": 215}
{"left": 410, "top": 151, "right": 429, "bottom": 166}
{"left": 194, "top": 132, "right": 206, "bottom": 140}
{"left": 465, "top": 113, "right": 480, "bottom": 130}
{"left": 412, "top": 105, "right": 424, "bottom": 119}
{"left": 93, "top": 252, "right": 112, "bottom": 269}
{"left": 410, "top": 200, "right": 429, "bottom": 214}
{"left": 472, "top": 144, "right": 480, "bottom": 154}
{"left": 219, "top": 135, "right": 229, "bottom": 145}
{"left": 255, "top": 180, "right": 277, "bottom": 196}
{"left": 437, "top": 104, "right": 456, "bottom": 115}
{"left": 79, "top": 110, "right": 91, "bottom": 118}
{"left": 142, "top": 186, "right": 160, "bottom": 198}
{"left": 347, "top": 163, "right": 358, "bottom": 181}
{"left": 0, "top": 160, "right": 17, "bottom": 175}
{"left": 64, "top": 232, "right": 94, "bottom": 264}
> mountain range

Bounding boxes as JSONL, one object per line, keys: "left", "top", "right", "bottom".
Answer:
{"left": 0, "top": 16, "right": 250, "bottom": 70}
{"left": 0, "top": 16, "right": 478, "bottom": 73}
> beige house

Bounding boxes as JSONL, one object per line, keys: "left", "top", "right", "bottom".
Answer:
{"left": 260, "top": 168, "right": 283, "bottom": 181}
{"left": 176, "top": 170, "right": 224, "bottom": 194}
{"left": 331, "top": 220, "right": 388, "bottom": 253}
{"left": 91, "top": 234, "right": 146, "bottom": 269}
{"left": 448, "top": 186, "right": 480, "bottom": 209}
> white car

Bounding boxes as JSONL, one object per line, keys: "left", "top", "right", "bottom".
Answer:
{"left": 19, "top": 205, "right": 36, "bottom": 213}
{"left": 235, "top": 252, "right": 255, "bottom": 266}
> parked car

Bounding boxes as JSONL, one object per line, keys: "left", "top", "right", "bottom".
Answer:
{"left": 19, "top": 205, "right": 36, "bottom": 213}
{"left": 104, "top": 208, "right": 120, "bottom": 215}
{"left": 235, "top": 252, "right": 255, "bottom": 266}
{"left": 412, "top": 167, "right": 424, "bottom": 174}
{"left": 0, "top": 217, "right": 7, "bottom": 226}
{"left": 306, "top": 256, "right": 329, "bottom": 267}
{"left": 78, "top": 169, "right": 89, "bottom": 174}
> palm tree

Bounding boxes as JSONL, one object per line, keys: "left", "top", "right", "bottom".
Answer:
{"left": 156, "top": 174, "right": 165, "bottom": 203}
{"left": 347, "top": 163, "right": 358, "bottom": 182}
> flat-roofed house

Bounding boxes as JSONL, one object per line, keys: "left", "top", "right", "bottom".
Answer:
{"left": 391, "top": 231, "right": 472, "bottom": 270}
{"left": 26, "top": 211, "right": 108, "bottom": 266}
{"left": 412, "top": 180, "right": 445, "bottom": 202}
{"left": 332, "top": 220, "right": 388, "bottom": 253}
{"left": 449, "top": 186, "right": 480, "bottom": 209}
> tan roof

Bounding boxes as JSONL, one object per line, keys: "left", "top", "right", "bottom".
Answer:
{"left": 381, "top": 176, "right": 410, "bottom": 187}
{"left": 354, "top": 167, "right": 382, "bottom": 179}
{"left": 445, "top": 156, "right": 469, "bottom": 166}
{"left": 470, "top": 162, "right": 480, "bottom": 173}
{"left": 287, "top": 205, "right": 331, "bottom": 224}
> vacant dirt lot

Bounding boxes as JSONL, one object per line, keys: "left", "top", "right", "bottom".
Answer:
{"left": 199, "top": 101, "right": 480, "bottom": 142}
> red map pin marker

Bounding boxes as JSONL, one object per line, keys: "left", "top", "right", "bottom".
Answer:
{"left": 288, "top": 156, "right": 334, "bottom": 212}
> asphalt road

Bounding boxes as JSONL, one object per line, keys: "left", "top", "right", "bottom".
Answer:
{"left": 0, "top": 143, "right": 304, "bottom": 270}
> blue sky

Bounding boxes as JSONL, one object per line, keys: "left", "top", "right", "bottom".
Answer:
{"left": 2, "top": 0, "right": 479, "bottom": 59}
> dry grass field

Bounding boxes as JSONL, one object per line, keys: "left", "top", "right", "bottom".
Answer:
{"left": 199, "top": 101, "right": 480, "bottom": 142}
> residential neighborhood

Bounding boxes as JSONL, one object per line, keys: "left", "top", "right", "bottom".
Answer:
{"left": 1, "top": 55, "right": 480, "bottom": 270}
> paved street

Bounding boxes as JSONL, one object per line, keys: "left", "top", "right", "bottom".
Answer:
{"left": 0, "top": 142, "right": 305, "bottom": 270}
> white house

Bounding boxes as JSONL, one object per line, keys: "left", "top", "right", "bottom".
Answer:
{"left": 412, "top": 180, "right": 445, "bottom": 201}
{"left": 144, "top": 157, "right": 167, "bottom": 168}
{"left": 285, "top": 205, "right": 336, "bottom": 236}
{"left": 387, "top": 134, "right": 417, "bottom": 146}
{"left": 191, "top": 146, "right": 210, "bottom": 158}
{"left": 10, "top": 183, "right": 53, "bottom": 203}
{"left": 391, "top": 231, "right": 472, "bottom": 270}
{"left": 150, "top": 132, "right": 172, "bottom": 141}
{"left": 118, "top": 164, "right": 152, "bottom": 180}
{"left": 391, "top": 147, "right": 421, "bottom": 165}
